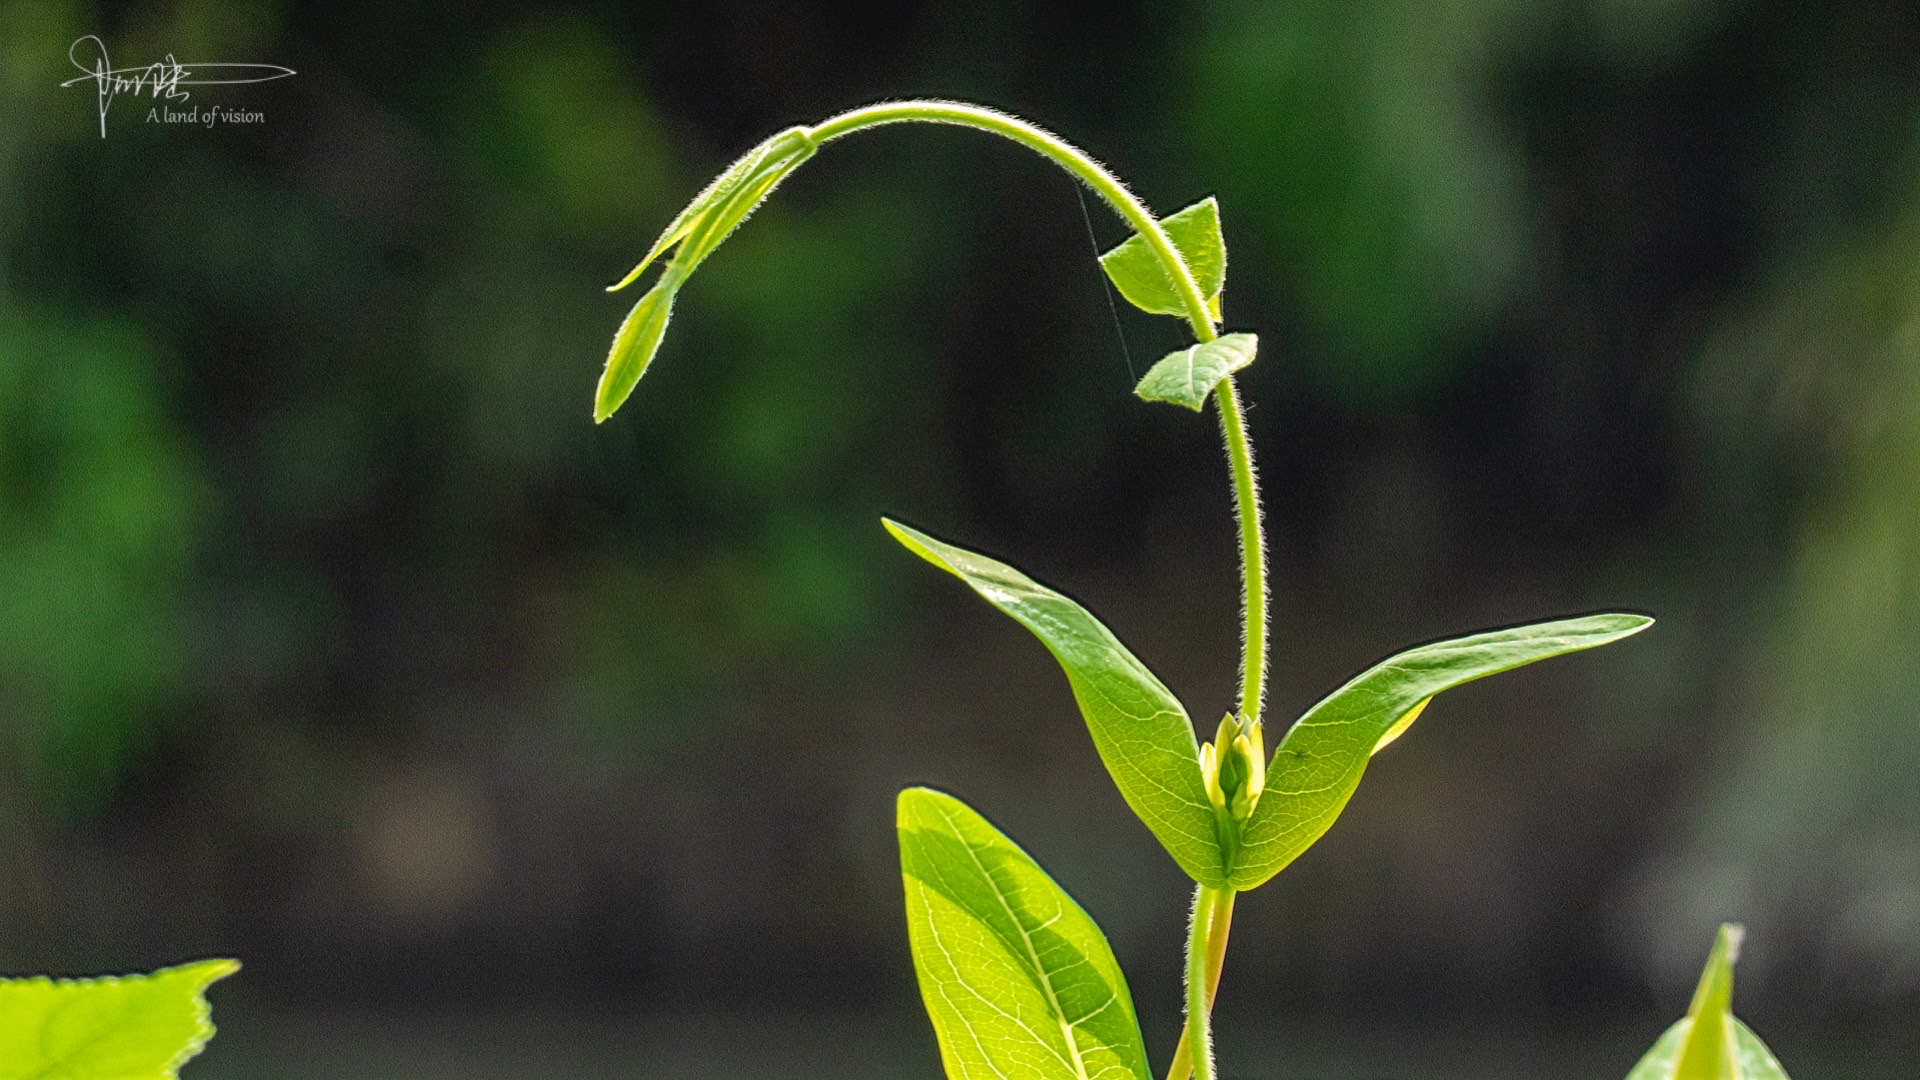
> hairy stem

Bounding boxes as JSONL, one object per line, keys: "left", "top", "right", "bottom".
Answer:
{"left": 1166, "top": 887, "right": 1235, "bottom": 1080}
{"left": 808, "top": 100, "right": 1269, "bottom": 1075}
{"left": 808, "top": 99, "right": 1268, "bottom": 721}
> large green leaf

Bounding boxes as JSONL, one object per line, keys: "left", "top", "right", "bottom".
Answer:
{"left": 1228, "top": 613, "right": 1652, "bottom": 890}
{"left": 1624, "top": 925, "right": 1792, "bottom": 1080}
{"left": 884, "top": 519, "right": 1225, "bottom": 887}
{"left": 1099, "top": 197, "right": 1226, "bottom": 320}
{"left": 0, "top": 959, "right": 238, "bottom": 1080}
{"left": 898, "top": 787, "right": 1152, "bottom": 1080}
{"left": 1134, "top": 334, "right": 1258, "bottom": 412}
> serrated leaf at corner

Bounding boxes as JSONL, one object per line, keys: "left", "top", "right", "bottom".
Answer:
{"left": 0, "top": 958, "right": 239, "bottom": 1080}
{"left": 1135, "top": 333, "right": 1258, "bottom": 411}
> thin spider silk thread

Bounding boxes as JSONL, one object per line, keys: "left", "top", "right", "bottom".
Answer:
{"left": 1075, "top": 181, "right": 1137, "bottom": 383}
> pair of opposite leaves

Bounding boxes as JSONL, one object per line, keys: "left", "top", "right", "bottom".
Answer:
{"left": 901, "top": 787, "right": 1791, "bottom": 1080}
{"left": 591, "top": 151, "right": 1653, "bottom": 891}
{"left": 593, "top": 130, "right": 1653, "bottom": 878}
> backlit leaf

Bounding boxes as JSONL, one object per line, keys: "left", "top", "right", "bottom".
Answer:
{"left": 594, "top": 279, "right": 676, "bottom": 422}
{"left": 1099, "top": 197, "right": 1226, "bottom": 320}
{"left": 606, "top": 126, "right": 816, "bottom": 293}
{"left": 1228, "top": 613, "right": 1652, "bottom": 890}
{"left": 885, "top": 519, "right": 1225, "bottom": 886}
{"left": 0, "top": 959, "right": 238, "bottom": 1080}
{"left": 671, "top": 125, "right": 817, "bottom": 278}
{"left": 1134, "top": 333, "right": 1258, "bottom": 411}
{"left": 1624, "top": 925, "right": 1793, "bottom": 1080}
{"left": 898, "top": 787, "right": 1151, "bottom": 1080}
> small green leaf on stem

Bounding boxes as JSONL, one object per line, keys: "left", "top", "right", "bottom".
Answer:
{"left": 0, "top": 959, "right": 238, "bottom": 1080}
{"left": 884, "top": 518, "right": 1227, "bottom": 887}
{"left": 1625, "top": 924, "right": 1793, "bottom": 1080}
{"left": 595, "top": 279, "right": 676, "bottom": 422}
{"left": 899, "top": 787, "right": 1152, "bottom": 1080}
{"left": 1228, "top": 613, "right": 1652, "bottom": 890}
{"left": 1099, "top": 197, "right": 1226, "bottom": 319}
{"left": 1135, "top": 334, "right": 1258, "bottom": 411}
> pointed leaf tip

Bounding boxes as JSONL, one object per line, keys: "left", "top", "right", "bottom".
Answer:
{"left": 1624, "top": 923, "right": 1792, "bottom": 1080}
{"left": 883, "top": 519, "right": 1225, "bottom": 887}
{"left": 1228, "top": 612, "right": 1653, "bottom": 890}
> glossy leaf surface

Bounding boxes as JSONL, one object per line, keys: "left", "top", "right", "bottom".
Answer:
{"left": 1099, "top": 197, "right": 1226, "bottom": 319}
{"left": 885, "top": 519, "right": 1225, "bottom": 886}
{"left": 899, "top": 787, "right": 1151, "bottom": 1080}
{"left": 1134, "top": 333, "right": 1258, "bottom": 411}
{"left": 0, "top": 960, "right": 238, "bottom": 1080}
{"left": 1625, "top": 925, "right": 1792, "bottom": 1080}
{"left": 1229, "top": 613, "right": 1652, "bottom": 889}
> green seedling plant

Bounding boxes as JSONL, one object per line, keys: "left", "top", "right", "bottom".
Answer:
{"left": 0, "top": 100, "right": 1799, "bottom": 1080}
{"left": 593, "top": 99, "right": 1796, "bottom": 1080}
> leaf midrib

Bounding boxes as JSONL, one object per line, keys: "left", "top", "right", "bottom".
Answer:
{"left": 936, "top": 798, "right": 1095, "bottom": 1080}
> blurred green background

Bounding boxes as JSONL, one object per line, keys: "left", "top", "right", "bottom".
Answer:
{"left": 2, "top": 0, "right": 1918, "bottom": 1076}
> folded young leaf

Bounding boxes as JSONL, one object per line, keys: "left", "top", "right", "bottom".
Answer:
{"left": 595, "top": 279, "right": 677, "bottom": 422}
{"left": 885, "top": 519, "right": 1227, "bottom": 887}
{"left": 1135, "top": 334, "right": 1258, "bottom": 412}
{"left": 1227, "top": 613, "right": 1652, "bottom": 890}
{"left": 670, "top": 126, "right": 817, "bottom": 278}
{"left": 1099, "top": 197, "right": 1226, "bottom": 320}
{"left": 0, "top": 959, "right": 238, "bottom": 1080}
{"left": 606, "top": 125, "right": 816, "bottom": 293}
{"left": 899, "top": 787, "right": 1152, "bottom": 1080}
{"left": 1625, "top": 925, "right": 1792, "bottom": 1080}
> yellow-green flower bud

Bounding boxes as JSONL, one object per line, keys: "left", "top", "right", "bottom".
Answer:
{"left": 1199, "top": 740, "right": 1227, "bottom": 814}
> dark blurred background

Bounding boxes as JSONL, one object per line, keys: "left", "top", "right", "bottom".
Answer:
{"left": 3, "top": 0, "right": 1918, "bottom": 1076}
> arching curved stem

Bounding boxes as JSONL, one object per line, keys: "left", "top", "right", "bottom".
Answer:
{"left": 808, "top": 100, "right": 1268, "bottom": 724}
{"left": 809, "top": 102, "right": 1268, "bottom": 1075}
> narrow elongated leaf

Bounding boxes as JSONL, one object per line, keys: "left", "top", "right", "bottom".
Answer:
{"left": 899, "top": 787, "right": 1152, "bottom": 1080}
{"left": 1228, "top": 613, "right": 1652, "bottom": 890}
{"left": 885, "top": 519, "right": 1225, "bottom": 886}
{"left": 670, "top": 126, "right": 816, "bottom": 277}
{"left": 596, "top": 127, "right": 817, "bottom": 423}
{"left": 0, "top": 959, "right": 238, "bottom": 1080}
{"left": 1134, "top": 333, "right": 1258, "bottom": 411}
{"left": 1099, "top": 198, "right": 1226, "bottom": 320}
{"left": 1625, "top": 925, "right": 1792, "bottom": 1080}
{"left": 595, "top": 279, "right": 677, "bottom": 422}
{"left": 606, "top": 125, "right": 815, "bottom": 293}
